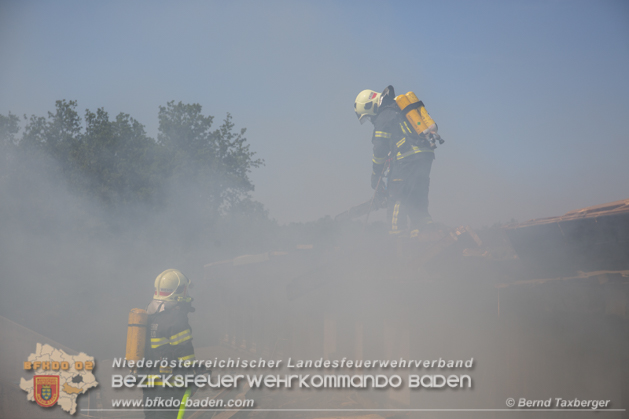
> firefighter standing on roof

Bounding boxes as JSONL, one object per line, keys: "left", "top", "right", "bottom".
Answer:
{"left": 143, "top": 269, "right": 196, "bottom": 419}
{"left": 354, "top": 85, "right": 442, "bottom": 234}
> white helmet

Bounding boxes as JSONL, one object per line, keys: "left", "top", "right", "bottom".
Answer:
{"left": 153, "top": 269, "right": 191, "bottom": 302}
{"left": 354, "top": 89, "right": 381, "bottom": 124}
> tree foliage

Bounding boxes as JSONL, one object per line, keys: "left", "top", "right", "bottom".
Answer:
{"left": 4, "top": 100, "right": 263, "bottom": 214}
{"left": 78, "top": 108, "right": 160, "bottom": 205}
{"left": 0, "top": 112, "right": 20, "bottom": 147}
{"left": 157, "top": 101, "right": 263, "bottom": 213}
{"left": 0, "top": 111, "right": 20, "bottom": 167}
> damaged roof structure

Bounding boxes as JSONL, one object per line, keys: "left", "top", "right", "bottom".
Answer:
{"left": 2, "top": 199, "right": 628, "bottom": 418}
{"left": 199, "top": 198, "right": 629, "bottom": 418}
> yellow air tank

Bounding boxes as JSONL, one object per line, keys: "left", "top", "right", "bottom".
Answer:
{"left": 395, "top": 92, "right": 436, "bottom": 136}
{"left": 125, "top": 308, "right": 147, "bottom": 362}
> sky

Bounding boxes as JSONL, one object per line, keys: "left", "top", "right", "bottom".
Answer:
{"left": 1, "top": 0, "right": 628, "bottom": 227}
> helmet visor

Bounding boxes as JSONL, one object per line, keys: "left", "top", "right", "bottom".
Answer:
{"left": 358, "top": 114, "right": 372, "bottom": 125}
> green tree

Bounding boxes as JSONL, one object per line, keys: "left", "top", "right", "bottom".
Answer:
{"left": 78, "top": 108, "right": 160, "bottom": 205}
{"left": 18, "top": 100, "right": 163, "bottom": 207}
{"left": 0, "top": 112, "right": 21, "bottom": 183}
{"left": 0, "top": 112, "right": 20, "bottom": 147}
{"left": 5, "top": 100, "right": 266, "bottom": 236}
{"left": 20, "top": 100, "right": 82, "bottom": 176}
{"left": 157, "top": 101, "right": 263, "bottom": 214}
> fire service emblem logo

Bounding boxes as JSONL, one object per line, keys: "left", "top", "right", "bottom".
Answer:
{"left": 34, "top": 375, "right": 59, "bottom": 408}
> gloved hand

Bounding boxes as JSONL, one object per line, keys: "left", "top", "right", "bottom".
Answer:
{"left": 371, "top": 172, "right": 381, "bottom": 189}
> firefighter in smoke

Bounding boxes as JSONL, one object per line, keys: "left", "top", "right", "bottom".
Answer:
{"left": 354, "top": 85, "right": 442, "bottom": 235}
{"left": 143, "top": 269, "right": 196, "bottom": 419}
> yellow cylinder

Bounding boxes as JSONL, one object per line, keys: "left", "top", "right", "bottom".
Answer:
{"left": 125, "top": 308, "right": 147, "bottom": 361}
{"left": 407, "top": 92, "right": 436, "bottom": 133}
{"left": 420, "top": 106, "right": 436, "bottom": 133}
{"left": 395, "top": 93, "right": 412, "bottom": 112}
{"left": 395, "top": 92, "right": 436, "bottom": 136}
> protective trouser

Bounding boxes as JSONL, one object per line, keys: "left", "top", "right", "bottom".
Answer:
{"left": 143, "top": 386, "right": 188, "bottom": 419}
{"left": 387, "top": 152, "right": 434, "bottom": 234}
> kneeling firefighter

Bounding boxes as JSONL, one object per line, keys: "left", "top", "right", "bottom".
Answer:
{"left": 354, "top": 85, "right": 443, "bottom": 234}
{"left": 132, "top": 269, "right": 197, "bottom": 419}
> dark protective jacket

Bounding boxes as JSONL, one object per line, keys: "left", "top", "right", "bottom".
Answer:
{"left": 371, "top": 103, "right": 434, "bottom": 183}
{"left": 144, "top": 300, "right": 196, "bottom": 380}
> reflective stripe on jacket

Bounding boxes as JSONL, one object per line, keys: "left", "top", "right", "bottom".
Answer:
{"left": 371, "top": 105, "right": 433, "bottom": 175}
{"left": 144, "top": 302, "right": 195, "bottom": 376}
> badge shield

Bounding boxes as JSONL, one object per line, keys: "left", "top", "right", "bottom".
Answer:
{"left": 34, "top": 375, "right": 59, "bottom": 408}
